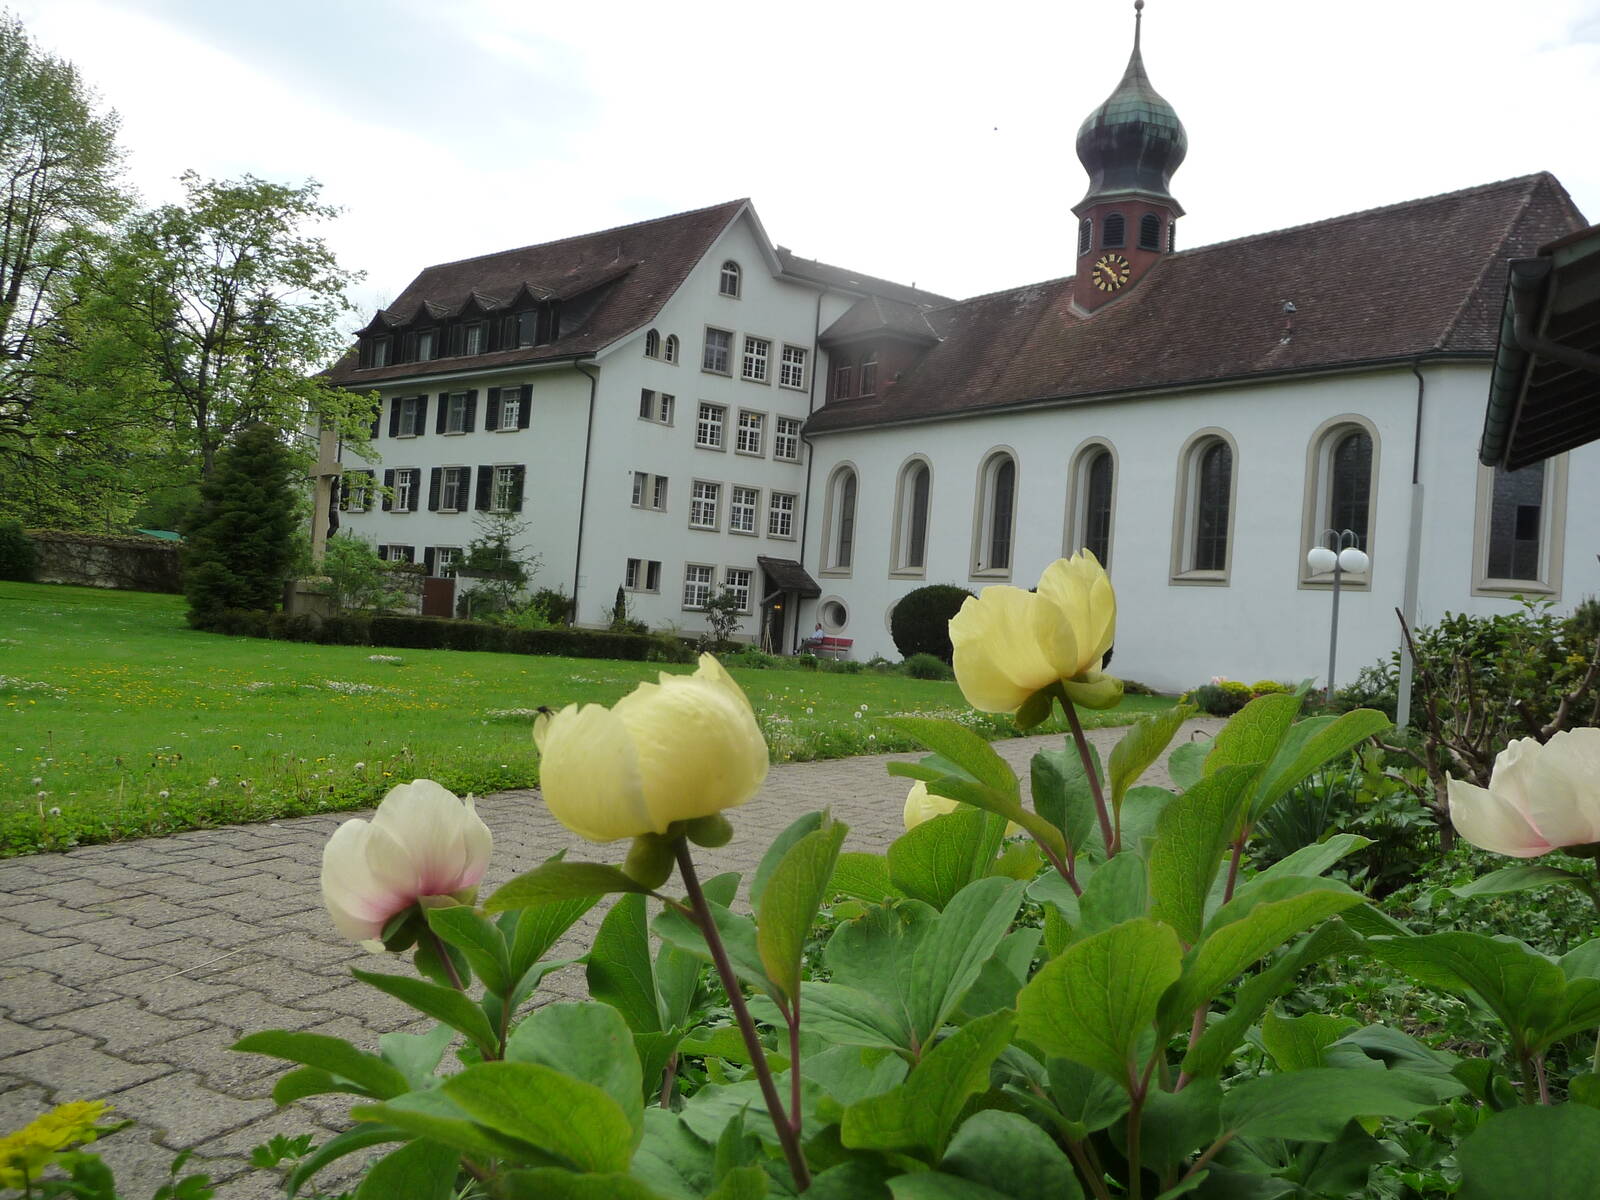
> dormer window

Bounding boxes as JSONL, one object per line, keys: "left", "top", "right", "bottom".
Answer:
{"left": 463, "top": 322, "right": 485, "bottom": 355}
{"left": 1102, "top": 213, "right": 1126, "bottom": 248}
{"left": 719, "top": 260, "right": 741, "bottom": 297}
{"left": 517, "top": 311, "right": 538, "bottom": 348}
{"left": 369, "top": 336, "right": 391, "bottom": 368}
{"left": 1139, "top": 213, "right": 1162, "bottom": 251}
{"left": 859, "top": 352, "right": 878, "bottom": 397}
{"left": 833, "top": 358, "right": 854, "bottom": 401}
{"left": 417, "top": 329, "right": 435, "bottom": 360}
{"left": 1078, "top": 218, "right": 1093, "bottom": 257}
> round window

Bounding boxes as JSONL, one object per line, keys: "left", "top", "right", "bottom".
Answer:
{"left": 820, "top": 600, "right": 848, "bottom": 631}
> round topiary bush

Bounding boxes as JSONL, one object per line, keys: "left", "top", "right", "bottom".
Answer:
{"left": 902, "top": 652, "right": 954, "bottom": 681}
{"left": 890, "top": 584, "right": 974, "bottom": 663}
{"left": 0, "top": 518, "right": 39, "bottom": 581}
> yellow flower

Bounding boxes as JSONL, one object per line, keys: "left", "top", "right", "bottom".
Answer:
{"left": 950, "top": 551, "right": 1121, "bottom": 714}
{"left": 0, "top": 1101, "right": 110, "bottom": 1188}
{"left": 534, "top": 654, "right": 768, "bottom": 842}
{"left": 903, "top": 779, "right": 1019, "bottom": 835}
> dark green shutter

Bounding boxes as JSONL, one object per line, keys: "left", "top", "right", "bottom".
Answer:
{"left": 475, "top": 466, "right": 492, "bottom": 511}
{"left": 511, "top": 465, "right": 526, "bottom": 512}
{"left": 414, "top": 395, "right": 428, "bottom": 436}
{"left": 388, "top": 398, "right": 400, "bottom": 438}
{"left": 382, "top": 468, "right": 395, "bottom": 511}
{"left": 424, "top": 547, "right": 437, "bottom": 575}
{"left": 485, "top": 389, "right": 502, "bottom": 431}
{"left": 435, "top": 393, "right": 449, "bottom": 434}
{"left": 428, "top": 467, "right": 442, "bottom": 511}
{"left": 517, "top": 385, "right": 532, "bottom": 429}
{"left": 464, "top": 390, "right": 478, "bottom": 433}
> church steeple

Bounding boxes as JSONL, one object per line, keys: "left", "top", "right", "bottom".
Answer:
{"left": 1072, "top": 1, "right": 1187, "bottom": 311}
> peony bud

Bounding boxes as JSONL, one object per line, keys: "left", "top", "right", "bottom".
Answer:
{"left": 321, "top": 779, "right": 492, "bottom": 950}
{"left": 1448, "top": 728, "right": 1600, "bottom": 858}
{"left": 902, "top": 779, "right": 1020, "bottom": 836}
{"left": 534, "top": 654, "right": 769, "bottom": 843}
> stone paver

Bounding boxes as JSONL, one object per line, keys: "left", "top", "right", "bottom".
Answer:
{"left": 0, "top": 718, "right": 1219, "bottom": 1196}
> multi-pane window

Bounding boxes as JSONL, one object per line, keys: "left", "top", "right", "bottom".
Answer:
{"left": 370, "top": 337, "right": 391, "bottom": 368}
{"left": 632, "top": 471, "right": 647, "bottom": 507}
{"left": 703, "top": 328, "right": 733, "bottom": 373}
{"left": 653, "top": 475, "right": 669, "bottom": 511}
{"left": 1083, "top": 450, "right": 1114, "bottom": 566}
{"left": 690, "top": 481, "right": 721, "bottom": 529}
{"left": 517, "top": 311, "right": 538, "bottom": 348}
{"left": 742, "top": 337, "right": 770, "bottom": 382}
{"left": 736, "top": 411, "right": 764, "bottom": 455}
{"left": 896, "top": 461, "right": 931, "bottom": 571}
{"left": 394, "top": 469, "right": 418, "bottom": 512}
{"left": 683, "top": 564, "right": 713, "bottom": 608}
{"left": 625, "top": 557, "right": 662, "bottom": 591}
{"left": 833, "top": 361, "right": 854, "bottom": 400}
{"left": 625, "top": 557, "right": 640, "bottom": 589}
{"left": 399, "top": 395, "right": 423, "bottom": 436}
{"left": 379, "top": 544, "right": 414, "bottom": 563}
{"left": 464, "top": 323, "right": 485, "bottom": 355}
{"left": 827, "top": 469, "right": 857, "bottom": 569}
{"left": 493, "top": 465, "right": 522, "bottom": 512}
{"left": 1487, "top": 462, "right": 1545, "bottom": 580}
{"left": 639, "top": 390, "right": 674, "bottom": 424}
{"left": 730, "top": 486, "right": 759, "bottom": 534}
{"left": 774, "top": 417, "right": 802, "bottom": 462}
{"left": 696, "top": 403, "right": 726, "bottom": 449}
{"left": 631, "top": 472, "right": 667, "bottom": 511}
{"left": 1328, "top": 430, "right": 1373, "bottom": 550}
{"left": 1193, "top": 442, "right": 1233, "bottom": 572}
{"left": 719, "top": 261, "right": 741, "bottom": 297}
{"left": 645, "top": 560, "right": 661, "bottom": 591}
{"left": 780, "top": 345, "right": 807, "bottom": 389}
{"left": 768, "top": 492, "right": 796, "bottom": 538}
{"left": 859, "top": 353, "right": 878, "bottom": 396}
{"left": 723, "top": 567, "right": 752, "bottom": 612}
{"left": 977, "top": 454, "right": 1015, "bottom": 572}
{"left": 645, "top": 329, "right": 661, "bottom": 359}
{"left": 440, "top": 466, "right": 469, "bottom": 511}
{"left": 417, "top": 330, "right": 435, "bottom": 360}
{"left": 341, "top": 472, "right": 373, "bottom": 512}
{"left": 498, "top": 391, "right": 522, "bottom": 430}
{"left": 664, "top": 334, "right": 679, "bottom": 364}
{"left": 433, "top": 546, "right": 461, "bottom": 577}
{"left": 446, "top": 392, "right": 470, "bottom": 433}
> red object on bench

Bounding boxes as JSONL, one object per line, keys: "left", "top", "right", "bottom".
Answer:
{"left": 813, "top": 635, "right": 853, "bottom": 659}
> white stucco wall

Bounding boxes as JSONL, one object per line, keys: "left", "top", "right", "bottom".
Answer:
{"left": 801, "top": 362, "right": 1600, "bottom": 692}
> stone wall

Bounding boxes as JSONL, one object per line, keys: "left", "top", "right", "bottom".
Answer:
{"left": 28, "top": 530, "right": 183, "bottom": 593}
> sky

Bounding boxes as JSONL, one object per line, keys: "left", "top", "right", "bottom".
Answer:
{"left": 18, "top": 0, "right": 1600, "bottom": 322}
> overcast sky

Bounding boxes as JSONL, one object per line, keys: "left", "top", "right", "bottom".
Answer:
{"left": 19, "top": 0, "right": 1600, "bottom": 321}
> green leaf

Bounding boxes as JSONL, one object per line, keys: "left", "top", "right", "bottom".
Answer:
{"left": 1235, "top": 833, "right": 1372, "bottom": 898}
{"left": 653, "top": 895, "right": 772, "bottom": 996}
{"left": 1220, "top": 1067, "right": 1463, "bottom": 1142}
{"left": 1561, "top": 938, "right": 1600, "bottom": 981}
{"left": 354, "top": 1090, "right": 553, "bottom": 1163}
{"left": 1161, "top": 881, "right": 1363, "bottom": 1024}
{"left": 506, "top": 894, "right": 599, "bottom": 981}
{"left": 271, "top": 1066, "right": 357, "bottom": 1106}
{"left": 233, "top": 1030, "right": 410, "bottom": 1100}
{"left": 501, "top": 1170, "right": 669, "bottom": 1200}
{"left": 1248, "top": 708, "right": 1391, "bottom": 824}
{"left": 708, "top": 1166, "right": 769, "bottom": 1200}
{"left": 1260, "top": 1007, "right": 1359, "bottom": 1071}
{"left": 807, "top": 1043, "right": 909, "bottom": 1108}
{"left": 1108, "top": 704, "right": 1197, "bottom": 818}
{"left": 1130, "top": 1078, "right": 1222, "bottom": 1171}
{"left": 587, "top": 892, "right": 662, "bottom": 1034}
{"left": 1452, "top": 863, "right": 1588, "bottom": 899}
{"left": 441, "top": 1060, "right": 637, "bottom": 1172}
{"left": 378, "top": 1024, "right": 457, "bottom": 1091}
{"left": 758, "top": 814, "right": 849, "bottom": 1005}
{"left": 1204, "top": 693, "right": 1301, "bottom": 779}
{"left": 1118, "top": 786, "right": 1179, "bottom": 858}
{"left": 889, "top": 1178, "right": 1013, "bottom": 1200}
{"left": 1031, "top": 745, "right": 1102, "bottom": 855}
{"left": 1147, "top": 764, "right": 1258, "bottom": 944}
{"left": 830, "top": 852, "right": 903, "bottom": 903}
{"left": 354, "top": 1138, "right": 458, "bottom": 1200}
{"left": 1045, "top": 1057, "right": 1130, "bottom": 1138}
{"left": 486, "top": 861, "right": 656, "bottom": 913}
{"left": 888, "top": 807, "right": 997, "bottom": 910}
{"left": 906, "top": 877, "right": 1027, "bottom": 1044}
{"left": 1458, "top": 1105, "right": 1600, "bottom": 1200}
{"left": 764, "top": 983, "right": 904, "bottom": 1052}
{"left": 426, "top": 905, "right": 510, "bottom": 995}
{"left": 1078, "top": 851, "right": 1149, "bottom": 936}
{"left": 751, "top": 811, "right": 826, "bottom": 910}
{"left": 284, "top": 1125, "right": 407, "bottom": 1198}
{"left": 941, "top": 1109, "right": 1084, "bottom": 1199}
{"left": 1014, "top": 686, "right": 1055, "bottom": 731}
{"left": 352, "top": 968, "right": 499, "bottom": 1055}
{"left": 842, "top": 1009, "right": 1015, "bottom": 1158}
{"left": 655, "top": 937, "right": 704, "bottom": 1031}
{"left": 1016, "top": 917, "right": 1184, "bottom": 1088}
{"left": 1365, "top": 932, "right": 1568, "bottom": 1054}
{"left": 1166, "top": 739, "right": 1209, "bottom": 790}
{"left": 881, "top": 715, "right": 1020, "bottom": 798}
{"left": 679, "top": 1024, "right": 787, "bottom": 1071}
{"left": 504, "top": 1002, "right": 645, "bottom": 1144}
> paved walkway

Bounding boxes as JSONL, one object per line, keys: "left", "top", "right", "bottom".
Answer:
{"left": 0, "top": 718, "right": 1220, "bottom": 1197}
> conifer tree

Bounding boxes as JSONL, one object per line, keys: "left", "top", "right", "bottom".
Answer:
{"left": 182, "top": 423, "right": 298, "bottom": 619}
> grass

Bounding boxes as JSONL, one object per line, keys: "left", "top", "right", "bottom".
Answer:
{"left": 0, "top": 582, "right": 1173, "bottom": 855}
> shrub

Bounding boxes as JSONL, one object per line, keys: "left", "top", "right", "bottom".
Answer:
{"left": 902, "top": 652, "right": 954, "bottom": 681}
{"left": 721, "top": 647, "right": 785, "bottom": 670}
{"left": 0, "top": 519, "right": 38, "bottom": 581}
{"left": 182, "top": 423, "right": 298, "bottom": 618}
{"left": 1190, "top": 679, "right": 1253, "bottom": 716}
{"left": 1249, "top": 679, "right": 1288, "bottom": 696}
{"left": 889, "top": 584, "right": 974, "bottom": 662}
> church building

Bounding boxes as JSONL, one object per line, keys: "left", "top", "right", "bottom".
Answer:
{"left": 329, "top": 4, "right": 1596, "bottom": 693}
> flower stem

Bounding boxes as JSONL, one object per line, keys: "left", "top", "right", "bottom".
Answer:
{"left": 1062, "top": 697, "right": 1116, "bottom": 856}
{"left": 425, "top": 928, "right": 467, "bottom": 992}
{"left": 1534, "top": 1053, "right": 1551, "bottom": 1104}
{"left": 1222, "top": 837, "right": 1246, "bottom": 904}
{"left": 673, "top": 839, "right": 811, "bottom": 1192}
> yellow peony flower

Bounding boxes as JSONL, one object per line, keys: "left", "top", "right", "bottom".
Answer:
{"left": 534, "top": 654, "right": 769, "bottom": 843}
{"left": 903, "top": 779, "right": 1020, "bottom": 835}
{"left": 950, "top": 551, "right": 1121, "bottom": 714}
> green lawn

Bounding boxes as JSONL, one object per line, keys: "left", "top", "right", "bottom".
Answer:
{"left": 0, "top": 582, "right": 1172, "bottom": 854}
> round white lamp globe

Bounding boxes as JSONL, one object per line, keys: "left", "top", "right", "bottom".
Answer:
{"left": 1338, "top": 547, "right": 1370, "bottom": 574}
{"left": 1306, "top": 546, "right": 1338, "bottom": 574}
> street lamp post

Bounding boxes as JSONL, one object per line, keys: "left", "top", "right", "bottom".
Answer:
{"left": 1306, "top": 529, "right": 1370, "bottom": 701}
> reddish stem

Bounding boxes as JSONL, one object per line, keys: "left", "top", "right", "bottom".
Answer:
{"left": 1063, "top": 698, "right": 1116, "bottom": 856}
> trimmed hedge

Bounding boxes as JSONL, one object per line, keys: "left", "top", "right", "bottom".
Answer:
{"left": 188, "top": 608, "right": 664, "bottom": 662}
{"left": 890, "top": 584, "right": 975, "bottom": 663}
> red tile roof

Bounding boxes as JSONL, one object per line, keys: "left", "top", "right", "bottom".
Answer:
{"left": 806, "top": 173, "right": 1588, "bottom": 434}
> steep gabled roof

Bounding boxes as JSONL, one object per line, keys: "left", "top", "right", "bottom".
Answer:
{"left": 775, "top": 248, "right": 955, "bottom": 309}
{"left": 807, "top": 173, "right": 1588, "bottom": 434}
{"left": 329, "top": 200, "right": 747, "bottom": 384}
{"left": 820, "top": 294, "right": 942, "bottom": 346}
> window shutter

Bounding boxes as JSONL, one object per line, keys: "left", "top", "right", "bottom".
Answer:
{"left": 435, "top": 393, "right": 448, "bottom": 434}
{"left": 401, "top": 545, "right": 415, "bottom": 564}
{"left": 517, "top": 385, "right": 532, "bottom": 429}
{"left": 486, "top": 388, "right": 502, "bottom": 431}
{"left": 428, "top": 467, "right": 442, "bottom": 511}
{"left": 511, "top": 465, "right": 526, "bottom": 512}
{"left": 414, "top": 395, "right": 428, "bottom": 436}
{"left": 464, "top": 389, "right": 478, "bottom": 433}
{"left": 382, "top": 468, "right": 396, "bottom": 511}
{"left": 368, "top": 407, "right": 380, "bottom": 440}
{"left": 476, "top": 466, "right": 492, "bottom": 511}
{"left": 388, "top": 398, "right": 400, "bottom": 438}
{"left": 424, "top": 546, "right": 437, "bottom": 575}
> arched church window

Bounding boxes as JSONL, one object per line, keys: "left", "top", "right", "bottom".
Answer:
{"left": 824, "top": 466, "right": 858, "bottom": 572}
{"left": 1102, "top": 213, "right": 1126, "bottom": 248}
{"left": 1067, "top": 443, "right": 1116, "bottom": 567}
{"left": 1301, "top": 418, "right": 1379, "bottom": 583}
{"left": 1172, "top": 430, "right": 1237, "bottom": 581}
{"left": 893, "top": 458, "right": 932, "bottom": 573}
{"left": 1139, "top": 213, "right": 1162, "bottom": 251}
{"left": 973, "top": 451, "right": 1018, "bottom": 575}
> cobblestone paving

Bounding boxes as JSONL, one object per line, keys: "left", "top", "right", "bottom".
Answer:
{"left": 0, "top": 718, "right": 1221, "bottom": 1197}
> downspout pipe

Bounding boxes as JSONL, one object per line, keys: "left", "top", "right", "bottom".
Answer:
{"left": 1396, "top": 355, "right": 1431, "bottom": 730}
{"left": 795, "top": 289, "right": 824, "bottom": 654}
{"left": 573, "top": 359, "right": 600, "bottom": 621}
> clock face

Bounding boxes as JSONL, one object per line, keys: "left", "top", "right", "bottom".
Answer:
{"left": 1092, "top": 253, "right": 1132, "bottom": 292}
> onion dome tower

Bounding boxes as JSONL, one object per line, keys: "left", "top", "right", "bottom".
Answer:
{"left": 1072, "top": 0, "right": 1188, "bottom": 311}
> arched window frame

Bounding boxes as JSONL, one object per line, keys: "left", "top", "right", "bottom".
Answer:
{"left": 1170, "top": 428, "right": 1238, "bottom": 585}
{"left": 1299, "top": 415, "right": 1380, "bottom": 589}
{"left": 644, "top": 328, "right": 661, "bottom": 359}
{"left": 971, "top": 448, "right": 1019, "bottom": 579}
{"left": 1471, "top": 454, "right": 1569, "bottom": 597}
{"left": 890, "top": 455, "right": 933, "bottom": 577}
{"left": 1063, "top": 438, "right": 1118, "bottom": 568}
{"left": 821, "top": 463, "right": 859, "bottom": 576}
{"left": 1102, "top": 213, "right": 1126, "bottom": 249}
{"left": 719, "top": 260, "right": 742, "bottom": 298}
{"left": 1139, "top": 213, "right": 1162, "bottom": 251}
{"left": 663, "top": 334, "right": 679, "bottom": 364}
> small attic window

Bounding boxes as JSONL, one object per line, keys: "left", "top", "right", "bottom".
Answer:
{"left": 368, "top": 336, "right": 390, "bottom": 368}
{"left": 645, "top": 328, "right": 661, "bottom": 358}
{"left": 719, "top": 261, "right": 741, "bottom": 297}
{"left": 1139, "top": 213, "right": 1162, "bottom": 251}
{"left": 1102, "top": 213, "right": 1126, "bottom": 249}
{"left": 1078, "top": 218, "right": 1092, "bottom": 257}
{"left": 664, "top": 334, "right": 679, "bottom": 363}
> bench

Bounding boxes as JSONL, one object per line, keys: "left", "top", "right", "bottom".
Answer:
{"left": 811, "top": 635, "right": 853, "bottom": 660}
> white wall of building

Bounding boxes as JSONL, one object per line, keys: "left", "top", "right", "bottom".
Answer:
{"left": 802, "top": 362, "right": 1600, "bottom": 692}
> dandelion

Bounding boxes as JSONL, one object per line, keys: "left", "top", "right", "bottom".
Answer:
{"left": 36, "top": 790, "right": 47, "bottom": 799}
{"left": 31, "top": 777, "right": 41, "bottom": 785}
{"left": 806, "top": 707, "right": 814, "bottom": 715}
{"left": 158, "top": 790, "right": 169, "bottom": 799}
{"left": 853, "top": 711, "right": 862, "bottom": 720}
{"left": 353, "top": 762, "right": 366, "bottom": 770}
{"left": 206, "top": 777, "right": 219, "bottom": 788}
{"left": 48, "top": 807, "right": 61, "bottom": 817}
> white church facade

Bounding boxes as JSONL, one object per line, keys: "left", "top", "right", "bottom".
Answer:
{"left": 329, "top": 11, "right": 1596, "bottom": 695}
